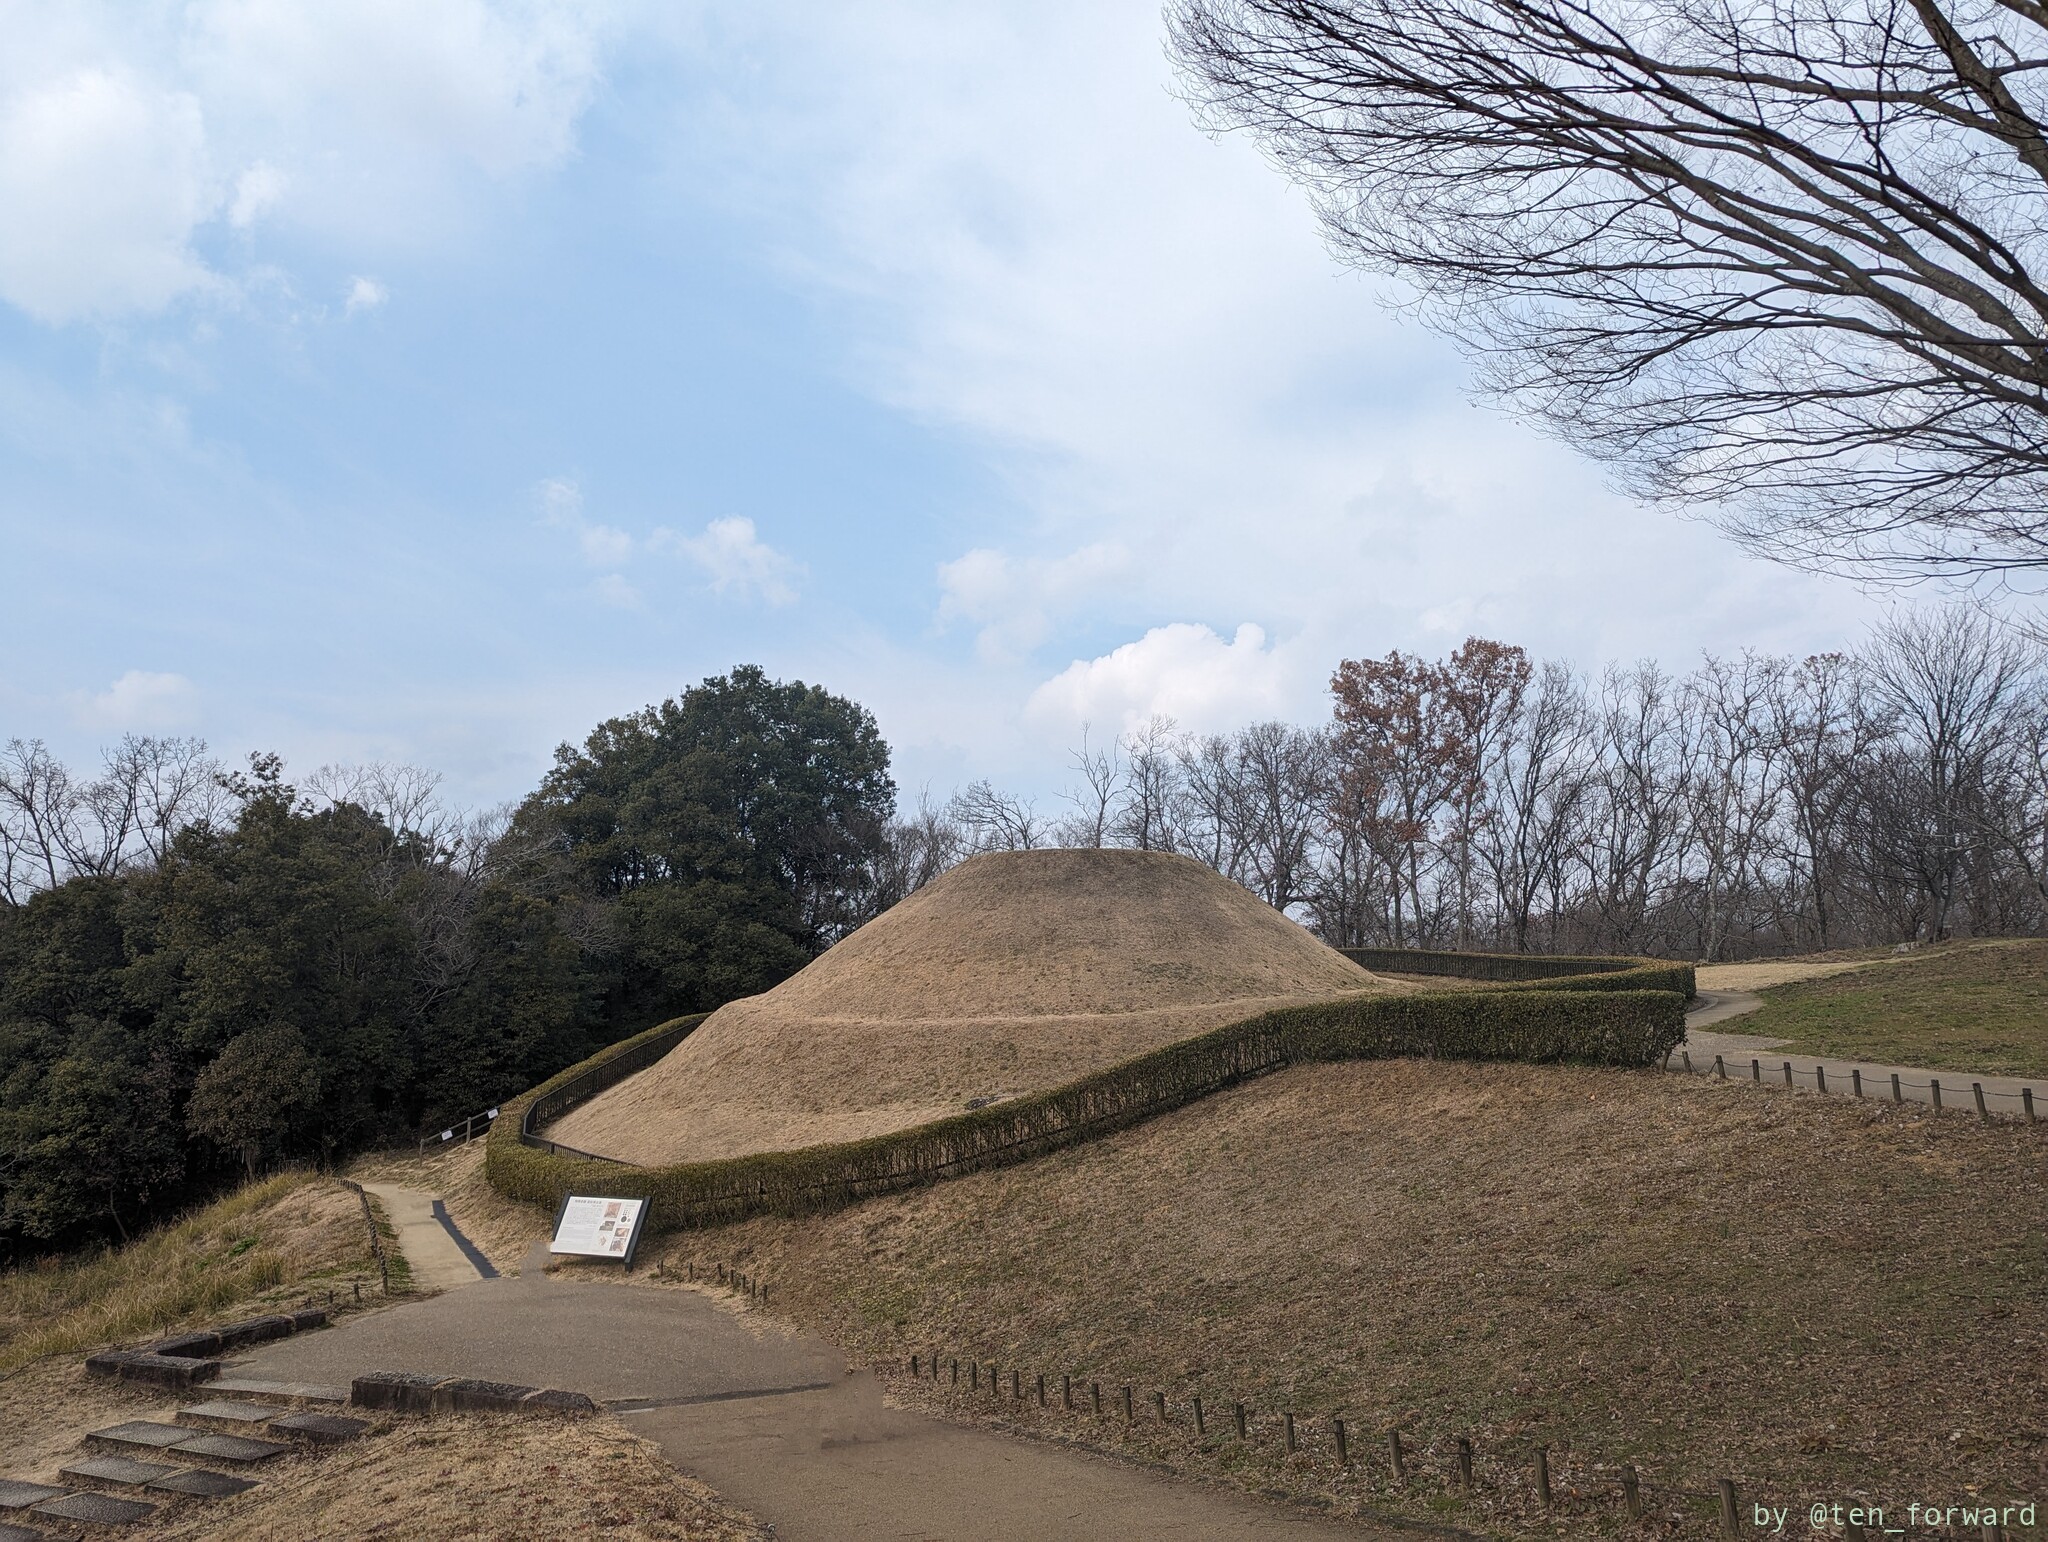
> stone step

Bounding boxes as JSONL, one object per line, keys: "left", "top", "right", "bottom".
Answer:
{"left": 61, "top": 1454, "right": 185, "bottom": 1491}
{"left": 86, "top": 1422, "right": 291, "bottom": 1467}
{"left": 31, "top": 1489, "right": 158, "bottom": 1527}
{"left": 155, "top": 1433, "right": 289, "bottom": 1467}
{"left": 0, "top": 1522, "right": 45, "bottom": 1541}
{"left": 175, "top": 1400, "right": 280, "bottom": 1432}
{"left": 0, "top": 1479, "right": 68, "bottom": 1517}
{"left": 146, "top": 1469, "right": 259, "bottom": 1499}
{"left": 205, "top": 1376, "right": 348, "bottom": 1407}
{"left": 266, "top": 1411, "right": 368, "bottom": 1446}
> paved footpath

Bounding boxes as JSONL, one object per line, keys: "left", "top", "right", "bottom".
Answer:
{"left": 359, "top": 1180, "right": 495, "bottom": 1292}
{"left": 1674, "top": 991, "right": 2042, "bottom": 1118}
{"left": 244, "top": 1221, "right": 1391, "bottom": 1539}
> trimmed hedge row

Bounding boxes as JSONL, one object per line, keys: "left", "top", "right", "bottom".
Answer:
{"left": 1342, "top": 945, "right": 1695, "bottom": 999}
{"left": 486, "top": 973, "right": 1688, "bottom": 1235}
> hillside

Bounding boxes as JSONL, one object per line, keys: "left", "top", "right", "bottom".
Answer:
{"left": 655, "top": 1058, "right": 2048, "bottom": 1538}
{"left": 550, "top": 849, "right": 1403, "bottom": 1163}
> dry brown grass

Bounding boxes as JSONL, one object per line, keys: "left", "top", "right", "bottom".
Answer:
{"left": 551, "top": 849, "right": 1404, "bottom": 1164}
{"left": 0, "top": 1175, "right": 373, "bottom": 1374}
{"left": 350, "top": 1143, "right": 553, "bottom": 1273}
{"left": 141, "top": 1412, "right": 769, "bottom": 1540}
{"left": 662, "top": 1060, "right": 2048, "bottom": 1539}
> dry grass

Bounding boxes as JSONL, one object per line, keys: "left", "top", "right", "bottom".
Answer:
{"left": 0, "top": 1175, "right": 374, "bottom": 1373}
{"left": 141, "top": 1412, "right": 770, "bottom": 1540}
{"left": 350, "top": 1143, "right": 553, "bottom": 1273}
{"left": 663, "top": 1060, "right": 2048, "bottom": 1539}
{"left": 552, "top": 849, "right": 1405, "bottom": 1164}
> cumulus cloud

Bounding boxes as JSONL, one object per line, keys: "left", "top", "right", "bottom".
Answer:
{"left": 0, "top": 1, "right": 608, "bottom": 325}
{"left": 937, "top": 541, "right": 1129, "bottom": 661}
{"left": 71, "top": 669, "right": 199, "bottom": 730}
{"left": 659, "top": 517, "right": 801, "bottom": 606}
{"left": 0, "top": 69, "right": 217, "bottom": 323}
{"left": 342, "top": 275, "right": 387, "bottom": 314}
{"left": 1028, "top": 622, "right": 1297, "bottom": 735}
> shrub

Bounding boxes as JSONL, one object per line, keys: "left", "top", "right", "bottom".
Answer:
{"left": 487, "top": 961, "right": 1687, "bottom": 1235}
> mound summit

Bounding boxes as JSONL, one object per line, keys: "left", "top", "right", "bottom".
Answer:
{"left": 548, "top": 848, "right": 1406, "bottom": 1165}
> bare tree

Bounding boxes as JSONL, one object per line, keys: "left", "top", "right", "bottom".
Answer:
{"left": 1114, "top": 716, "right": 1189, "bottom": 852}
{"left": 1171, "top": 0, "right": 2048, "bottom": 577}
{"left": 0, "top": 736, "right": 225, "bottom": 906}
{"left": 947, "top": 780, "right": 1044, "bottom": 852}
{"left": 1053, "top": 726, "right": 1123, "bottom": 848}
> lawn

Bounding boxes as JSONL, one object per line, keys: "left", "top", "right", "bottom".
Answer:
{"left": 667, "top": 1060, "right": 2048, "bottom": 1540}
{"left": 1737, "top": 939, "right": 2048, "bottom": 1078}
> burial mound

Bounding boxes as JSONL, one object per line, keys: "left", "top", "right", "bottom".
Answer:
{"left": 547, "top": 848, "right": 1406, "bottom": 1165}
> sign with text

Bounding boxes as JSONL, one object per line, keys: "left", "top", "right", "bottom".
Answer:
{"left": 549, "top": 1194, "right": 648, "bottom": 1266}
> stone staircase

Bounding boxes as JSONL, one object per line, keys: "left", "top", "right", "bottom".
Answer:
{"left": 0, "top": 1378, "right": 367, "bottom": 1535}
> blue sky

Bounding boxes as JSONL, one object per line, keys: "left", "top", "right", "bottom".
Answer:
{"left": 0, "top": 1, "right": 1891, "bottom": 813}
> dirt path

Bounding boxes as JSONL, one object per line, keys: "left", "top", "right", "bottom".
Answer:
{"left": 358, "top": 1180, "right": 495, "bottom": 1292}
{"left": 232, "top": 1271, "right": 1395, "bottom": 1539}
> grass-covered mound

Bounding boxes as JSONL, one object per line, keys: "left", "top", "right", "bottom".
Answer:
{"left": 549, "top": 849, "right": 1408, "bottom": 1165}
{"left": 667, "top": 1059, "right": 2048, "bottom": 1538}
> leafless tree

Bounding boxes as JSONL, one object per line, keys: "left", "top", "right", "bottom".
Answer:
{"left": 947, "top": 780, "right": 1044, "bottom": 852}
{"left": 0, "top": 735, "right": 226, "bottom": 906}
{"left": 1113, "top": 716, "right": 1189, "bottom": 852}
{"left": 1053, "top": 726, "right": 1123, "bottom": 848}
{"left": 1171, "top": 0, "right": 2048, "bottom": 577}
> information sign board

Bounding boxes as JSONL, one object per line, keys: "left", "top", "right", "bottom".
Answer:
{"left": 549, "top": 1194, "right": 648, "bottom": 1266}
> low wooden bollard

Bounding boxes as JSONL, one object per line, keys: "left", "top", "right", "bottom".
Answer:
{"left": 1714, "top": 1054, "right": 1726, "bottom": 1080}
{"left": 1233, "top": 1401, "right": 1247, "bottom": 1439}
{"left": 1061, "top": 1374, "right": 1072, "bottom": 1410}
{"left": 1620, "top": 1466, "right": 1641, "bottom": 1518}
{"left": 1783, "top": 1060, "right": 1794, "bottom": 1089}
{"left": 949, "top": 1359, "right": 958, "bottom": 1385}
{"left": 1192, "top": 1394, "right": 1205, "bottom": 1434}
{"left": 1815, "top": 1064, "right": 1828, "bottom": 1095}
{"left": 1122, "top": 1385, "right": 1134, "bottom": 1423}
{"left": 1751, "top": 1058, "right": 1760, "bottom": 1082}
{"left": 1535, "top": 1446, "right": 1552, "bottom": 1508}
{"left": 1333, "top": 1417, "right": 1348, "bottom": 1466}
{"left": 1153, "top": 1390, "right": 1167, "bottom": 1422}
{"left": 1091, "top": 1382, "right": 1102, "bottom": 1415}
{"left": 2025, "top": 1087, "right": 2037, "bottom": 1123}
{"left": 1455, "top": 1437, "right": 1473, "bottom": 1488}
{"left": 970, "top": 1362, "right": 979, "bottom": 1391}
{"left": 1852, "top": 1068, "right": 1863, "bottom": 1098}
{"left": 1035, "top": 1374, "right": 1046, "bottom": 1407}
{"left": 910, "top": 1354, "right": 919, "bottom": 1377}
{"left": 1388, "top": 1429, "right": 1406, "bottom": 1480}
{"left": 1284, "top": 1412, "right": 1297, "bottom": 1453}
{"left": 1975, "top": 1082, "right": 1990, "bottom": 1121}
{"left": 1892, "top": 1072, "right": 1903, "bottom": 1103}
{"left": 1011, "top": 1369, "right": 1021, "bottom": 1400}
{"left": 1932, "top": 1078, "right": 1944, "bottom": 1112}
{"left": 1717, "top": 1479, "right": 1740, "bottom": 1540}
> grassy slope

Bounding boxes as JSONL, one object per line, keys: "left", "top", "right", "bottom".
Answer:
{"left": 1739, "top": 939, "right": 2048, "bottom": 1078}
{"left": 652, "top": 1060, "right": 2048, "bottom": 1539}
{"left": 0, "top": 1172, "right": 374, "bottom": 1373}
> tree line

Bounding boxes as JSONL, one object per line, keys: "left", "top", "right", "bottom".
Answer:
{"left": 933, "top": 608, "right": 2048, "bottom": 959}
{"left": 0, "top": 667, "right": 895, "bottom": 1258}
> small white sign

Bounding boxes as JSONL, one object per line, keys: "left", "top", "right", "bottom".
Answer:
{"left": 550, "top": 1194, "right": 648, "bottom": 1264}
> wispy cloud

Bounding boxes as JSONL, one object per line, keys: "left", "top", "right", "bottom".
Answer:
{"left": 343, "top": 276, "right": 387, "bottom": 315}
{"left": 71, "top": 669, "right": 199, "bottom": 730}
{"left": 937, "top": 541, "right": 1129, "bottom": 661}
{"left": 657, "top": 516, "right": 801, "bottom": 606}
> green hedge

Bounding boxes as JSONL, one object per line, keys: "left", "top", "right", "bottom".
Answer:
{"left": 1343, "top": 947, "right": 1695, "bottom": 999}
{"left": 486, "top": 978, "right": 1687, "bottom": 1234}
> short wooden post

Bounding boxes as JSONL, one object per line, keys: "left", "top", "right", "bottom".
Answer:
{"left": 1388, "top": 1428, "right": 1406, "bottom": 1480}
{"left": 1193, "top": 1395, "right": 1205, "bottom": 1435}
{"left": 1717, "top": 1478, "right": 1739, "bottom": 1539}
{"left": 1091, "top": 1382, "right": 1102, "bottom": 1415}
{"left": 1852, "top": 1068, "right": 1863, "bottom": 1098}
{"left": 1892, "top": 1072, "right": 1903, "bottom": 1103}
{"left": 970, "top": 1362, "right": 979, "bottom": 1391}
{"left": 1714, "top": 1054, "right": 1726, "bottom": 1080}
{"left": 1122, "top": 1385, "right": 1134, "bottom": 1423}
{"left": 1234, "top": 1401, "right": 1247, "bottom": 1439}
{"left": 1153, "top": 1390, "right": 1167, "bottom": 1422}
{"left": 2025, "top": 1087, "right": 2037, "bottom": 1122}
{"left": 1783, "top": 1060, "right": 1794, "bottom": 1088}
{"left": 1036, "top": 1374, "right": 1046, "bottom": 1407}
{"left": 1932, "top": 1078, "right": 1944, "bottom": 1111}
{"left": 1974, "top": 1082, "right": 1990, "bottom": 1121}
{"left": 352, "top": 1280, "right": 361, "bottom": 1303}
{"left": 1535, "top": 1446, "right": 1552, "bottom": 1508}
{"left": 1284, "top": 1412, "right": 1297, "bottom": 1453}
{"left": 950, "top": 1358, "right": 958, "bottom": 1385}
{"left": 910, "top": 1354, "right": 920, "bottom": 1377}
{"left": 1683, "top": 1050, "right": 1694, "bottom": 1074}
{"left": 1843, "top": 1521, "right": 1868, "bottom": 1542}
{"left": 1620, "top": 1466, "right": 1641, "bottom": 1518}
{"left": 1333, "top": 1417, "right": 1348, "bottom": 1466}
{"left": 1456, "top": 1436, "right": 1473, "bottom": 1488}
{"left": 1062, "top": 1374, "right": 1072, "bottom": 1410}
{"left": 1011, "top": 1369, "right": 1021, "bottom": 1400}
{"left": 1815, "top": 1064, "right": 1828, "bottom": 1095}
{"left": 1751, "top": 1058, "right": 1761, "bottom": 1082}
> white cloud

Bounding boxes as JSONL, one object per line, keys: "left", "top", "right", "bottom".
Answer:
{"left": 343, "top": 275, "right": 387, "bottom": 314}
{"left": 0, "top": 68, "right": 217, "bottom": 323}
{"left": 1028, "top": 622, "right": 1297, "bottom": 736}
{"left": 591, "top": 573, "right": 642, "bottom": 609}
{"left": 0, "top": 2, "right": 608, "bottom": 325}
{"left": 937, "top": 541, "right": 1129, "bottom": 661}
{"left": 228, "top": 159, "right": 287, "bottom": 227}
{"left": 658, "top": 517, "right": 801, "bottom": 606}
{"left": 72, "top": 669, "right": 199, "bottom": 730}
{"left": 535, "top": 477, "right": 640, "bottom": 567}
